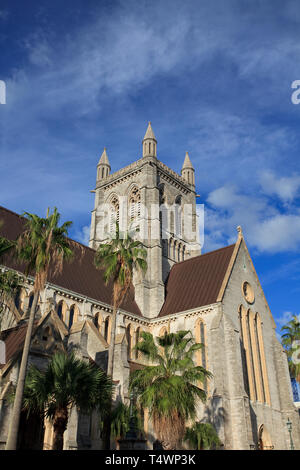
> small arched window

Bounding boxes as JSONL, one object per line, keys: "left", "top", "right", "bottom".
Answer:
{"left": 126, "top": 324, "right": 132, "bottom": 359}
{"left": 135, "top": 327, "right": 141, "bottom": 359}
{"left": 104, "top": 317, "right": 110, "bottom": 343}
{"left": 69, "top": 306, "right": 75, "bottom": 329}
{"left": 28, "top": 293, "right": 34, "bottom": 310}
{"left": 14, "top": 289, "right": 21, "bottom": 310}
{"left": 57, "top": 302, "right": 62, "bottom": 319}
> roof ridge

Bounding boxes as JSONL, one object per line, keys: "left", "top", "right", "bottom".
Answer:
{"left": 173, "top": 243, "right": 235, "bottom": 268}
{"left": 0, "top": 205, "right": 24, "bottom": 220}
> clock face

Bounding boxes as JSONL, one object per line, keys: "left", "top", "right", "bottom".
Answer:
{"left": 242, "top": 281, "right": 255, "bottom": 304}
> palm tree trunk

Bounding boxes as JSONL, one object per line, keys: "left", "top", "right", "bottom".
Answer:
{"left": 105, "top": 295, "right": 118, "bottom": 450}
{"left": 5, "top": 290, "right": 39, "bottom": 450}
{"left": 52, "top": 408, "right": 68, "bottom": 450}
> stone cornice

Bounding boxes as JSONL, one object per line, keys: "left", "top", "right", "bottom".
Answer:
{"left": 93, "top": 156, "right": 195, "bottom": 195}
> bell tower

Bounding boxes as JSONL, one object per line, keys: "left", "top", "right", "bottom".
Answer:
{"left": 89, "top": 123, "right": 200, "bottom": 318}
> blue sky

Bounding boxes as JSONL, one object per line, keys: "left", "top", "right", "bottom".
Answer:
{"left": 0, "top": 0, "right": 299, "bottom": 332}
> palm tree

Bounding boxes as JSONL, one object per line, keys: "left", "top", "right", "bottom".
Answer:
{"left": 0, "top": 270, "right": 20, "bottom": 328}
{"left": 0, "top": 237, "right": 14, "bottom": 259}
{"left": 94, "top": 223, "right": 147, "bottom": 377}
{"left": 130, "top": 330, "right": 212, "bottom": 450}
{"left": 184, "top": 422, "right": 221, "bottom": 450}
{"left": 281, "top": 314, "right": 300, "bottom": 383}
{"left": 5, "top": 207, "right": 74, "bottom": 450}
{"left": 0, "top": 220, "right": 15, "bottom": 260}
{"left": 110, "top": 401, "right": 144, "bottom": 443}
{"left": 22, "top": 352, "right": 113, "bottom": 450}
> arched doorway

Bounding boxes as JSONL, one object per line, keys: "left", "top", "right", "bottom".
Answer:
{"left": 258, "top": 425, "right": 273, "bottom": 450}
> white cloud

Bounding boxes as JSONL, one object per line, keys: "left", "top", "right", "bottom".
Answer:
{"left": 275, "top": 311, "right": 300, "bottom": 330}
{"left": 252, "top": 213, "right": 300, "bottom": 252}
{"left": 73, "top": 225, "right": 90, "bottom": 246}
{"left": 259, "top": 170, "right": 300, "bottom": 202}
{"left": 203, "top": 184, "right": 300, "bottom": 254}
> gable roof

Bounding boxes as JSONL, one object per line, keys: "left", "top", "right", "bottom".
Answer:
{"left": 0, "top": 206, "right": 142, "bottom": 317}
{"left": 159, "top": 244, "right": 236, "bottom": 317}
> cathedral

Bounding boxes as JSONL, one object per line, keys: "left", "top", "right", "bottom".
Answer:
{"left": 0, "top": 123, "right": 299, "bottom": 450}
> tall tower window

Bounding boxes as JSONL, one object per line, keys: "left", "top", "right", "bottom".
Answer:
{"left": 109, "top": 196, "right": 120, "bottom": 234}
{"left": 128, "top": 187, "right": 141, "bottom": 232}
{"left": 175, "top": 196, "right": 182, "bottom": 237}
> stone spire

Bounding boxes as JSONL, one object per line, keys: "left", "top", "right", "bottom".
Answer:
{"left": 181, "top": 151, "right": 195, "bottom": 186}
{"left": 97, "top": 147, "right": 111, "bottom": 181}
{"left": 142, "top": 122, "right": 157, "bottom": 157}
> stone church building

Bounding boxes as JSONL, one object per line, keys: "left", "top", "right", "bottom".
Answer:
{"left": 0, "top": 123, "right": 299, "bottom": 450}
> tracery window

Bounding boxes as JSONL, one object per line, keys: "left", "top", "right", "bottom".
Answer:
{"left": 128, "top": 187, "right": 141, "bottom": 224}
{"left": 109, "top": 196, "right": 119, "bottom": 234}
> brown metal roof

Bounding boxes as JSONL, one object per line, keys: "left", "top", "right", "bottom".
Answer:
{"left": 0, "top": 321, "right": 39, "bottom": 368}
{"left": 0, "top": 206, "right": 142, "bottom": 317}
{"left": 159, "top": 244, "right": 235, "bottom": 317}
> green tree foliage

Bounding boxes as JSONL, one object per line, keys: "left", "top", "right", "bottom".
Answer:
{"left": 130, "top": 330, "right": 212, "bottom": 450}
{"left": 184, "top": 422, "right": 222, "bottom": 450}
{"left": 6, "top": 207, "right": 74, "bottom": 450}
{"left": 281, "top": 314, "right": 300, "bottom": 383}
{"left": 22, "top": 352, "right": 113, "bottom": 450}
{"left": 94, "top": 223, "right": 147, "bottom": 377}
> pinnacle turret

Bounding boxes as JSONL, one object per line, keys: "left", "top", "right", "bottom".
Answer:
{"left": 97, "top": 147, "right": 111, "bottom": 180}
{"left": 181, "top": 151, "right": 195, "bottom": 186}
{"left": 142, "top": 122, "right": 157, "bottom": 157}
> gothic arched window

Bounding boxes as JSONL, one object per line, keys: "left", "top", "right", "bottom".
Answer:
{"left": 175, "top": 196, "right": 182, "bottom": 237}
{"left": 14, "top": 289, "right": 21, "bottom": 310}
{"left": 128, "top": 187, "right": 141, "bottom": 235}
{"left": 94, "top": 312, "right": 102, "bottom": 332}
{"left": 68, "top": 304, "right": 79, "bottom": 329}
{"left": 109, "top": 196, "right": 119, "bottom": 235}
{"left": 126, "top": 324, "right": 132, "bottom": 359}
{"left": 129, "top": 187, "right": 141, "bottom": 220}
{"left": 195, "top": 319, "right": 208, "bottom": 392}
{"left": 56, "top": 300, "right": 67, "bottom": 324}
{"left": 28, "top": 292, "right": 34, "bottom": 310}
{"left": 135, "top": 327, "right": 141, "bottom": 360}
{"left": 104, "top": 316, "right": 110, "bottom": 343}
{"left": 239, "top": 306, "right": 270, "bottom": 405}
